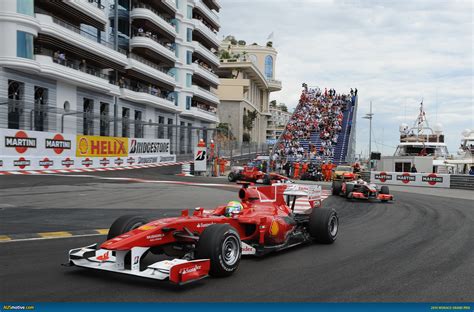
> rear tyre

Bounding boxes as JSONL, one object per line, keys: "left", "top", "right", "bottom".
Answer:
{"left": 195, "top": 224, "right": 241, "bottom": 277}
{"left": 308, "top": 208, "right": 338, "bottom": 244}
{"left": 107, "top": 215, "right": 148, "bottom": 240}
{"left": 263, "top": 174, "right": 271, "bottom": 185}
{"left": 332, "top": 181, "right": 342, "bottom": 195}
{"left": 228, "top": 172, "right": 236, "bottom": 182}
{"left": 380, "top": 186, "right": 390, "bottom": 195}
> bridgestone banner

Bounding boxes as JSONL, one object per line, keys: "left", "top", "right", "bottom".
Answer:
{"left": 370, "top": 171, "right": 451, "bottom": 188}
{"left": 0, "top": 129, "right": 175, "bottom": 171}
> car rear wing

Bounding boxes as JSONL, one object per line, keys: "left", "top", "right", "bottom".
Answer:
{"left": 283, "top": 184, "right": 321, "bottom": 200}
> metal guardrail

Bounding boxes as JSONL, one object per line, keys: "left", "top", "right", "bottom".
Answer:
{"left": 450, "top": 175, "right": 474, "bottom": 190}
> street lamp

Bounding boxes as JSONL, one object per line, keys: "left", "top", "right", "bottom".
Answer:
{"left": 362, "top": 101, "right": 373, "bottom": 170}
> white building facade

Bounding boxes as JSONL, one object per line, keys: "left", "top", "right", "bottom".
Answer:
{"left": 0, "top": 0, "right": 220, "bottom": 154}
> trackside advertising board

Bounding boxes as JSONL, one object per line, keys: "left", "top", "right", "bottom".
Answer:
{"left": 371, "top": 171, "right": 451, "bottom": 188}
{"left": 0, "top": 129, "right": 175, "bottom": 171}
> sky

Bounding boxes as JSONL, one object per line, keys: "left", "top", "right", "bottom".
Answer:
{"left": 219, "top": 0, "right": 473, "bottom": 156}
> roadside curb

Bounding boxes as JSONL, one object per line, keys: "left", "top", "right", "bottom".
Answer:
{"left": 0, "top": 229, "right": 109, "bottom": 242}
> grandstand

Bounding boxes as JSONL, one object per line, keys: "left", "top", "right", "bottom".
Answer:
{"left": 274, "top": 86, "right": 358, "bottom": 164}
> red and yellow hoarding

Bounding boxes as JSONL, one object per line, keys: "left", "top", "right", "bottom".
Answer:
{"left": 76, "top": 135, "right": 128, "bottom": 157}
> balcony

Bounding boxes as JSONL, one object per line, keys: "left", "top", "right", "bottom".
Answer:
{"left": 193, "top": 0, "right": 220, "bottom": 26}
{"left": 193, "top": 63, "right": 219, "bottom": 86}
{"left": 120, "top": 86, "right": 180, "bottom": 113}
{"left": 192, "top": 85, "right": 220, "bottom": 106}
{"left": 130, "top": 33, "right": 177, "bottom": 63}
{"left": 63, "top": 0, "right": 107, "bottom": 25}
{"left": 181, "top": 107, "right": 218, "bottom": 123}
{"left": 193, "top": 19, "right": 219, "bottom": 48}
{"left": 35, "top": 54, "right": 119, "bottom": 95}
{"left": 130, "top": 4, "right": 177, "bottom": 38}
{"left": 36, "top": 14, "right": 128, "bottom": 66}
{"left": 127, "top": 54, "right": 176, "bottom": 87}
{"left": 193, "top": 41, "right": 219, "bottom": 67}
{"left": 267, "top": 78, "right": 282, "bottom": 92}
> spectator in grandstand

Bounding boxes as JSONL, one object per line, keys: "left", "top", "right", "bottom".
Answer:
{"left": 410, "top": 164, "right": 417, "bottom": 173}
{"left": 469, "top": 166, "right": 474, "bottom": 175}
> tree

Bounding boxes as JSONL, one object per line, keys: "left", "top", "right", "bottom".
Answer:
{"left": 270, "top": 100, "right": 277, "bottom": 108}
{"left": 215, "top": 123, "right": 234, "bottom": 141}
{"left": 243, "top": 110, "right": 257, "bottom": 131}
{"left": 279, "top": 104, "right": 288, "bottom": 112}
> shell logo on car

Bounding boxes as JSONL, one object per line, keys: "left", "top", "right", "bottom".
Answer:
{"left": 270, "top": 219, "right": 279, "bottom": 236}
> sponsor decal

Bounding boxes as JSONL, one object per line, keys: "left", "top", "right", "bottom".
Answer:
{"left": 45, "top": 134, "right": 71, "bottom": 155}
{"left": 160, "top": 155, "right": 175, "bottom": 163}
{"left": 422, "top": 173, "right": 443, "bottom": 185}
{"left": 129, "top": 139, "right": 170, "bottom": 154}
{"left": 146, "top": 233, "right": 165, "bottom": 241}
{"left": 76, "top": 135, "right": 128, "bottom": 157}
{"left": 81, "top": 158, "right": 93, "bottom": 167}
{"left": 115, "top": 158, "right": 124, "bottom": 166}
{"left": 133, "top": 256, "right": 139, "bottom": 265}
{"left": 137, "top": 157, "right": 158, "bottom": 164}
{"left": 375, "top": 172, "right": 392, "bottom": 183}
{"left": 127, "top": 157, "right": 136, "bottom": 165}
{"left": 99, "top": 158, "right": 110, "bottom": 166}
{"left": 14, "top": 157, "right": 30, "bottom": 169}
{"left": 396, "top": 172, "right": 416, "bottom": 184}
{"left": 5, "top": 131, "right": 36, "bottom": 153}
{"left": 61, "top": 157, "right": 74, "bottom": 168}
{"left": 242, "top": 244, "right": 256, "bottom": 254}
{"left": 195, "top": 150, "right": 206, "bottom": 161}
{"left": 196, "top": 222, "right": 215, "bottom": 228}
{"left": 39, "top": 157, "right": 53, "bottom": 169}
{"left": 138, "top": 225, "right": 156, "bottom": 231}
{"left": 179, "top": 264, "right": 202, "bottom": 275}
{"left": 96, "top": 251, "right": 110, "bottom": 261}
{"left": 270, "top": 219, "right": 279, "bottom": 236}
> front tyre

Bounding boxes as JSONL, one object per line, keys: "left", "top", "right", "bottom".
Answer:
{"left": 107, "top": 215, "right": 148, "bottom": 240}
{"left": 308, "top": 208, "right": 338, "bottom": 244}
{"left": 195, "top": 224, "right": 241, "bottom": 277}
{"left": 228, "top": 172, "right": 236, "bottom": 182}
{"left": 332, "top": 181, "right": 342, "bottom": 195}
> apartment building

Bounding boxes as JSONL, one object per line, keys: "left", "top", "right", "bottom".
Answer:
{"left": 216, "top": 36, "right": 282, "bottom": 145}
{"left": 0, "top": 0, "right": 220, "bottom": 153}
{"left": 266, "top": 102, "right": 291, "bottom": 144}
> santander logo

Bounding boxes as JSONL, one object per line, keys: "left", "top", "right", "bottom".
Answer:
{"left": 180, "top": 265, "right": 201, "bottom": 275}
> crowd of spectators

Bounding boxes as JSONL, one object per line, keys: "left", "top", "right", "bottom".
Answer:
{"left": 274, "top": 85, "right": 353, "bottom": 164}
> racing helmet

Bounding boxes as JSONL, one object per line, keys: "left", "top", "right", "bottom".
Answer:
{"left": 357, "top": 179, "right": 365, "bottom": 184}
{"left": 225, "top": 201, "right": 243, "bottom": 217}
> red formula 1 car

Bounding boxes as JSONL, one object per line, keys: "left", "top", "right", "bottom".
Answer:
{"left": 228, "top": 164, "right": 289, "bottom": 185}
{"left": 332, "top": 178, "right": 393, "bottom": 202}
{"left": 65, "top": 183, "right": 338, "bottom": 285}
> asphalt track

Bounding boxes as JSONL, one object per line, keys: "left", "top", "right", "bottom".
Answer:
{"left": 0, "top": 167, "right": 473, "bottom": 302}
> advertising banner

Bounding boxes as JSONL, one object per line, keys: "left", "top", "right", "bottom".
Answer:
{"left": 76, "top": 135, "right": 128, "bottom": 157}
{"left": 0, "top": 129, "right": 176, "bottom": 171}
{"left": 371, "top": 171, "right": 450, "bottom": 188}
{"left": 194, "top": 146, "right": 207, "bottom": 172}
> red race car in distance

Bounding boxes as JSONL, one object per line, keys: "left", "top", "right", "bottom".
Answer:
{"left": 228, "top": 163, "right": 289, "bottom": 185}
{"left": 65, "top": 183, "right": 338, "bottom": 285}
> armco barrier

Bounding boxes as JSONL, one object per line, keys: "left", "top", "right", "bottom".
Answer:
{"left": 449, "top": 175, "right": 474, "bottom": 190}
{"left": 0, "top": 129, "right": 175, "bottom": 171}
{"left": 370, "top": 171, "right": 451, "bottom": 188}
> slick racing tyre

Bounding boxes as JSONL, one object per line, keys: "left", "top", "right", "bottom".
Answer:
{"left": 228, "top": 172, "right": 237, "bottom": 182}
{"left": 107, "top": 215, "right": 148, "bottom": 240}
{"left": 380, "top": 185, "right": 390, "bottom": 194}
{"left": 332, "top": 181, "right": 342, "bottom": 195}
{"left": 196, "top": 224, "right": 241, "bottom": 277}
{"left": 345, "top": 183, "right": 354, "bottom": 198}
{"left": 308, "top": 208, "right": 338, "bottom": 244}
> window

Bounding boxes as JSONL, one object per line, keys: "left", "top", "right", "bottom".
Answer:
{"left": 134, "top": 110, "right": 143, "bottom": 138}
{"left": 186, "top": 73, "right": 192, "bottom": 87}
{"left": 100, "top": 102, "right": 110, "bottom": 136}
{"left": 173, "top": 19, "right": 179, "bottom": 33}
{"left": 8, "top": 80, "right": 24, "bottom": 129}
{"left": 158, "top": 116, "right": 165, "bottom": 138}
{"left": 186, "top": 96, "right": 192, "bottom": 110}
{"left": 187, "top": 5, "right": 193, "bottom": 19}
{"left": 186, "top": 28, "right": 192, "bottom": 42}
{"left": 180, "top": 121, "right": 186, "bottom": 153}
{"left": 264, "top": 55, "right": 273, "bottom": 79}
{"left": 186, "top": 50, "right": 192, "bottom": 65}
{"left": 122, "top": 107, "right": 130, "bottom": 137}
{"left": 168, "top": 118, "right": 174, "bottom": 154}
{"left": 174, "top": 92, "right": 179, "bottom": 106}
{"left": 17, "top": 0, "right": 33, "bottom": 16}
{"left": 34, "top": 87, "right": 48, "bottom": 131}
{"left": 17, "top": 31, "right": 33, "bottom": 59}
{"left": 174, "top": 45, "right": 179, "bottom": 58}
{"left": 187, "top": 122, "right": 192, "bottom": 153}
{"left": 83, "top": 99, "right": 94, "bottom": 135}
{"left": 395, "top": 162, "right": 411, "bottom": 173}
